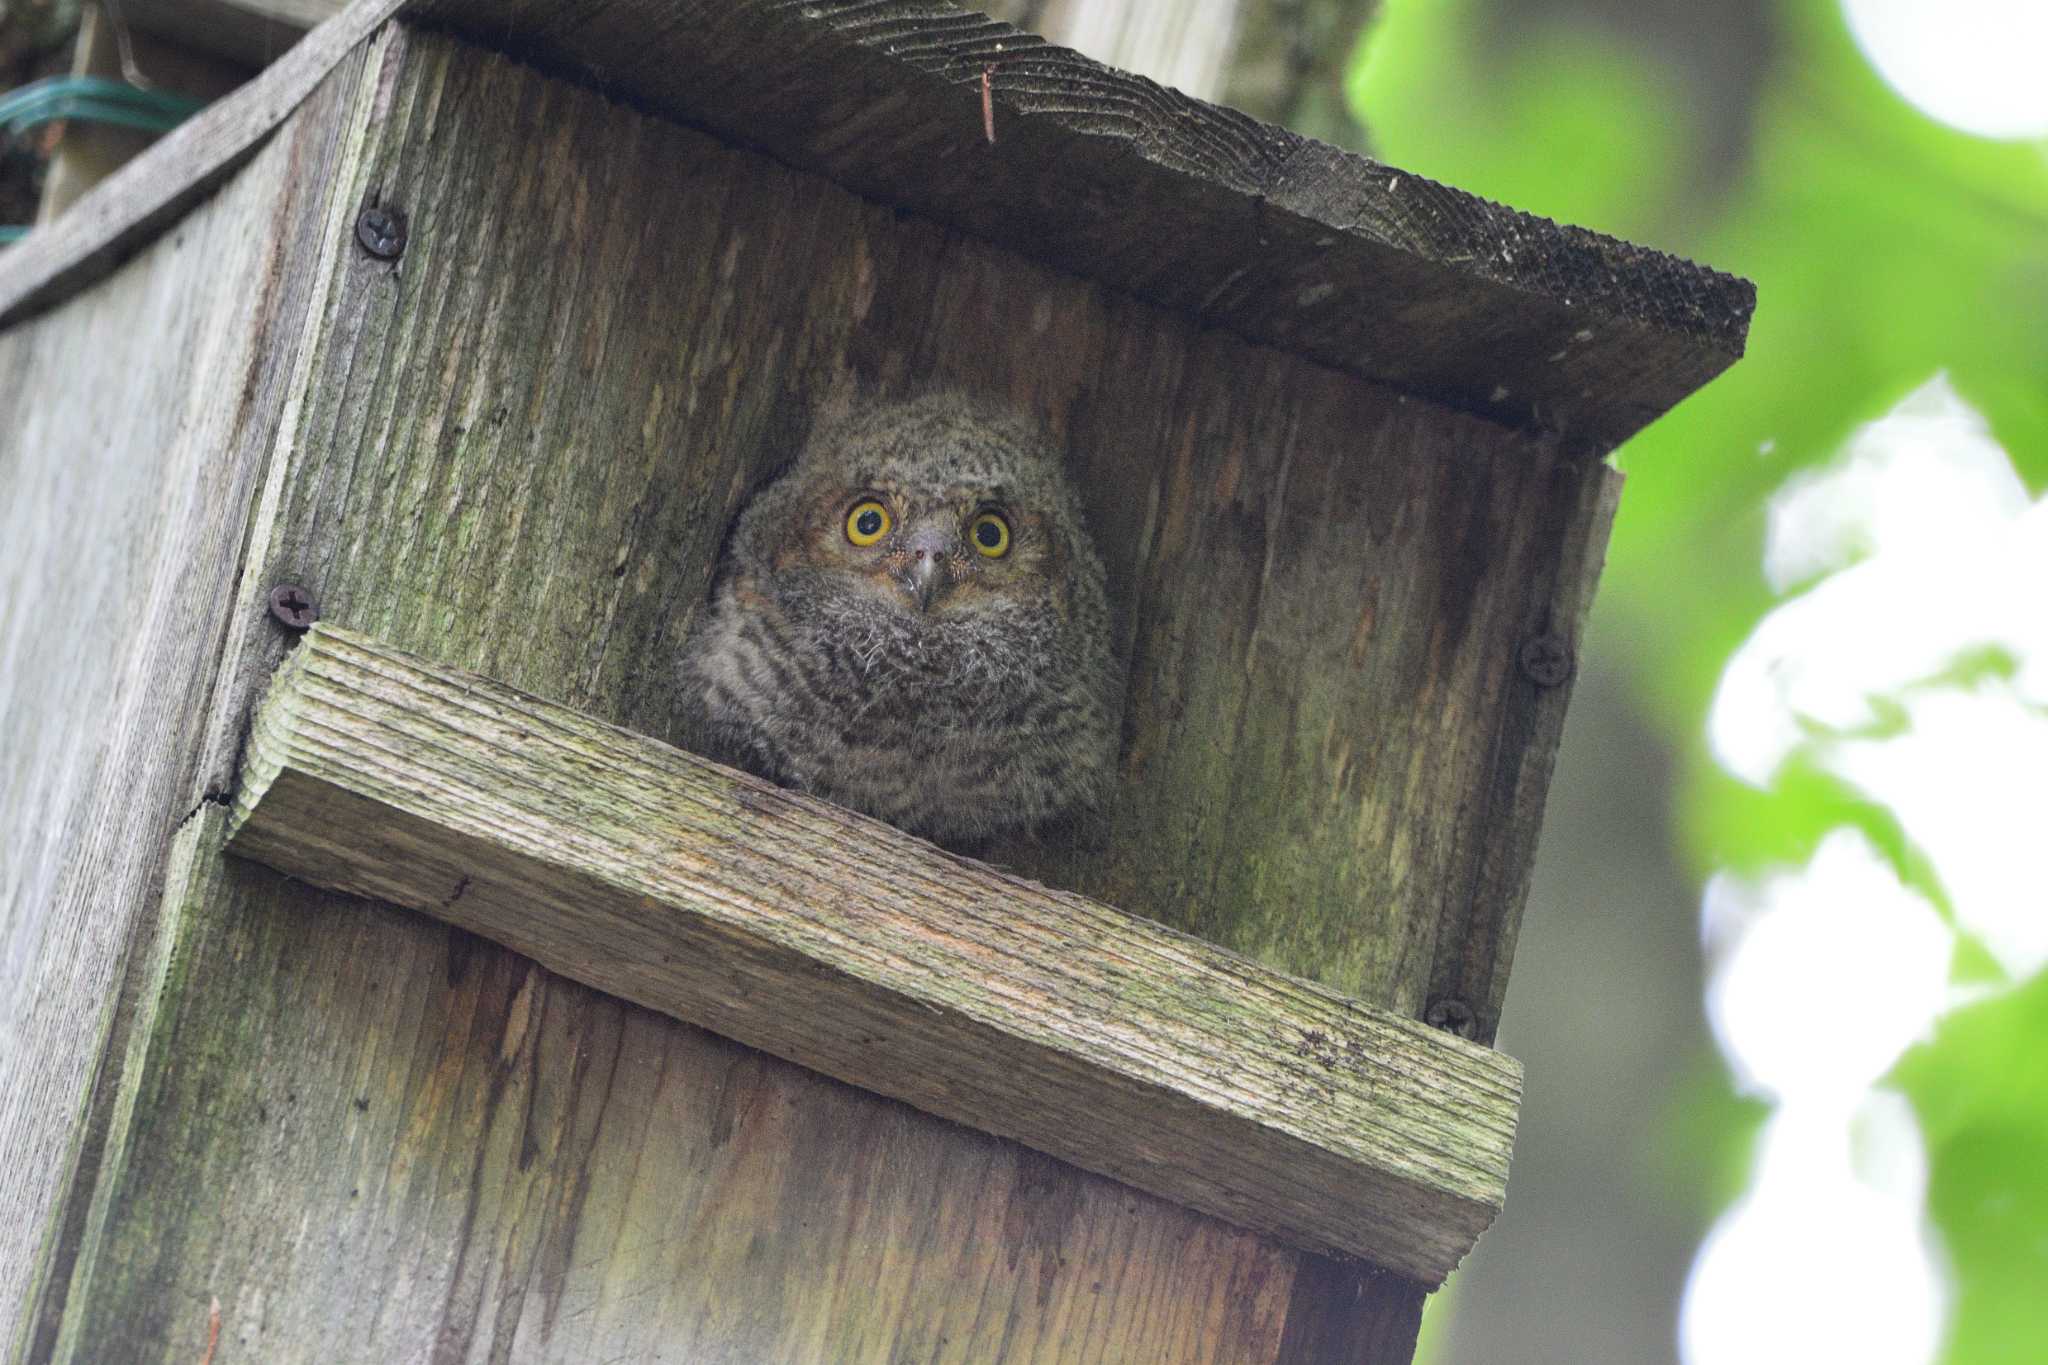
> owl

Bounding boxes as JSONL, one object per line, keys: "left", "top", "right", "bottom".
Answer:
{"left": 681, "top": 393, "right": 1118, "bottom": 846}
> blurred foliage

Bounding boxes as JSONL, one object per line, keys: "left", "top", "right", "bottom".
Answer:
{"left": 1349, "top": 0, "right": 2047, "bottom": 1359}
{"left": 1644, "top": 1051, "right": 1773, "bottom": 1226}
{"left": 1895, "top": 970, "right": 2048, "bottom": 1363}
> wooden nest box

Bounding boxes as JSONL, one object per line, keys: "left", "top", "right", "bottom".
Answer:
{"left": 0, "top": 1, "right": 1752, "bottom": 1360}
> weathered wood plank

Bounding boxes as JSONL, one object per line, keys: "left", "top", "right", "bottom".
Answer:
{"left": 57, "top": 821, "right": 1334, "bottom": 1364}
{"left": 42, "top": 28, "right": 1446, "bottom": 1358}
{"left": 123, "top": 0, "right": 1210, "bottom": 101}
{"left": 985, "top": 0, "right": 1245, "bottom": 100}
{"left": 175, "top": 29, "right": 1614, "bottom": 1046}
{"left": 0, "top": 0, "right": 399, "bottom": 327}
{"left": 35, "top": 25, "right": 1627, "bottom": 1358}
{"left": 42, "top": 809, "right": 223, "bottom": 1365}
{"left": 406, "top": 0, "right": 1753, "bottom": 452}
{"left": 226, "top": 624, "right": 1521, "bottom": 1285}
{"left": 5, "top": 0, "right": 1751, "bottom": 449}
{"left": 0, "top": 49, "right": 368, "bottom": 1360}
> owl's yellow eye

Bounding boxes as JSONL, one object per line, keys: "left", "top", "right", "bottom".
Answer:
{"left": 846, "top": 499, "right": 892, "bottom": 546}
{"left": 971, "top": 511, "right": 1011, "bottom": 558}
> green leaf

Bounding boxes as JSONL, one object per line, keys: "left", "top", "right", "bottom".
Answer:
{"left": 1895, "top": 973, "right": 2048, "bottom": 1363}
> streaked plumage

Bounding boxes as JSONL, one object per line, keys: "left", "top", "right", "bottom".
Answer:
{"left": 681, "top": 394, "right": 1117, "bottom": 845}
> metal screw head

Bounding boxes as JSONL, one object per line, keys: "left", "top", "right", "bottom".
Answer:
{"left": 268, "top": 584, "right": 320, "bottom": 631}
{"left": 1517, "top": 633, "right": 1573, "bottom": 688}
{"left": 355, "top": 205, "right": 407, "bottom": 259}
{"left": 1424, "top": 996, "right": 1477, "bottom": 1039}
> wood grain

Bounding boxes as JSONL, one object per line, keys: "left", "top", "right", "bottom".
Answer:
{"left": 406, "top": 0, "right": 1753, "bottom": 452}
{"left": 32, "top": 28, "right": 1464, "bottom": 1361}
{"left": 0, "top": 51, "right": 368, "bottom": 1361}
{"left": 983, "top": 0, "right": 1244, "bottom": 100}
{"left": 59, "top": 815, "right": 1338, "bottom": 1364}
{"left": 21, "top": 22, "right": 1637, "bottom": 1360}
{"left": 6, "top": 0, "right": 1752, "bottom": 449}
{"left": 226, "top": 624, "right": 1521, "bottom": 1284}
{"left": 171, "top": 26, "right": 1620, "bottom": 1041}
{"left": 0, "top": 0, "right": 400, "bottom": 328}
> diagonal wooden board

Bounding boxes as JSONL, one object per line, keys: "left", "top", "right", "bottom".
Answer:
{"left": 3, "top": 0, "right": 1752, "bottom": 450}
{"left": 224, "top": 625, "right": 1521, "bottom": 1286}
{"left": 0, "top": 0, "right": 404, "bottom": 327}
{"left": 407, "top": 0, "right": 1755, "bottom": 451}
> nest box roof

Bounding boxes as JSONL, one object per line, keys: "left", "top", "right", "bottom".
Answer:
{"left": 409, "top": 0, "right": 1754, "bottom": 451}
{"left": 5, "top": 0, "right": 1753, "bottom": 450}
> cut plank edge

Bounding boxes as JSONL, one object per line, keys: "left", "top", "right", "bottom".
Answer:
{"left": 225, "top": 625, "right": 1520, "bottom": 1285}
{"left": 2, "top": 0, "right": 1753, "bottom": 455}
{"left": 0, "top": 0, "right": 405, "bottom": 327}
{"left": 405, "top": 0, "right": 1753, "bottom": 449}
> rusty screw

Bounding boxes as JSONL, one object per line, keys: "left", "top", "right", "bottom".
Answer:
{"left": 355, "top": 205, "right": 407, "bottom": 260}
{"left": 268, "top": 584, "right": 319, "bottom": 631}
{"left": 1517, "top": 633, "right": 1573, "bottom": 688}
{"left": 1424, "top": 996, "right": 1477, "bottom": 1039}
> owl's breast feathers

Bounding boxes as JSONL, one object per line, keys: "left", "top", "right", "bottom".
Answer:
{"left": 681, "top": 395, "right": 1116, "bottom": 845}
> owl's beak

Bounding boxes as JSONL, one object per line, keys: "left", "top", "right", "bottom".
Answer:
{"left": 898, "top": 527, "right": 954, "bottom": 612}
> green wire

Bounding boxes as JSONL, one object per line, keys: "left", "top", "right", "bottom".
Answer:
{"left": 0, "top": 76, "right": 205, "bottom": 137}
{"left": 1, "top": 78, "right": 211, "bottom": 246}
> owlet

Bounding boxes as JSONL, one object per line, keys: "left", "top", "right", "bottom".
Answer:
{"left": 681, "top": 394, "right": 1117, "bottom": 845}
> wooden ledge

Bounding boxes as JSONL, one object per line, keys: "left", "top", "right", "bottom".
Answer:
{"left": 225, "top": 625, "right": 1520, "bottom": 1285}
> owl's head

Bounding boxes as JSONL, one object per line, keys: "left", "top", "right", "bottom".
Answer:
{"left": 733, "top": 394, "right": 1100, "bottom": 624}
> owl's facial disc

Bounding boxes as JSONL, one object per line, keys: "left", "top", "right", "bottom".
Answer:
{"left": 829, "top": 485, "right": 1022, "bottom": 616}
